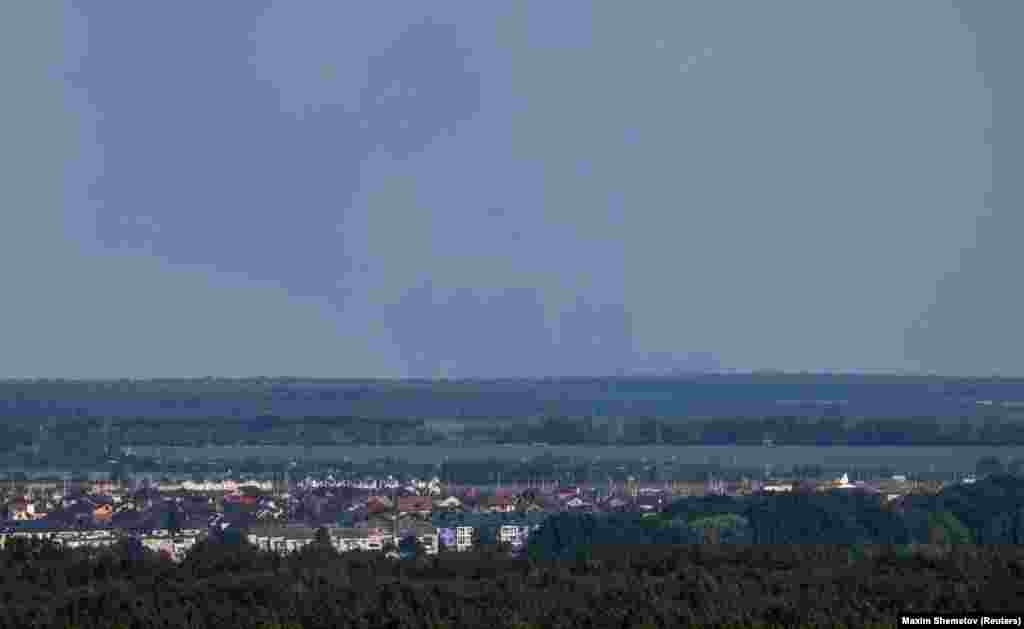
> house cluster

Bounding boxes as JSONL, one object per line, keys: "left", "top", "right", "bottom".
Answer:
{"left": 742, "top": 472, "right": 933, "bottom": 502}
{"left": 0, "top": 479, "right": 211, "bottom": 560}
{"left": 0, "top": 522, "right": 204, "bottom": 561}
{"left": 246, "top": 518, "right": 440, "bottom": 556}
{"left": 0, "top": 470, "right": 939, "bottom": 559}
{"left": 297, "top": 475, "right": 408, "bottom": 492}
{"left": 242, "top": 488, "right": 554, "bottom": 557}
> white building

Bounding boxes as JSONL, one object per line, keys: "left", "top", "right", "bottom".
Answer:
{"left": 833, "top": 473, "right": 856, "bottom": 489}
{"left": 1, "top": 527, "right": 202, "bottom": 558}
{"left": 498, "top": 523, "right": 537, "bottom": 548}
{"left": 330, "top": 529, "right": 386, "bottom": 553}
{"left": 138, "top": 531, "right": 201, "bottom": 560}
{"left": 246, "top": 523, "right": 325, "bottom": 554}
{"left": 455, "top": 526, "right": 474, "bottom": 551}
{"left": 246, "top": 525, "right": 438, "bottom": 556}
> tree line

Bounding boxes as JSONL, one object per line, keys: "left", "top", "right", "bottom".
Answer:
{"left": 2, "top": 529, "right": 1022, "bottom": 628}
{"left": 495, "top": 415, "right": 1024, "bottom": 446}
{"left": 7, "top": 414, "right": 1024, "bottom": 454}
{"left": 527, "top": 475, "right": 1024, "bottom": 558}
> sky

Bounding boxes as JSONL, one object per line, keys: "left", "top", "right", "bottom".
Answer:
{"left": 1, "top": 1, "right": 1018, "bottom": 379}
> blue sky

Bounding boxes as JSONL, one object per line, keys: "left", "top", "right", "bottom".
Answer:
{"left": 2, "top": 1, "right": 1018, "bottom": 378}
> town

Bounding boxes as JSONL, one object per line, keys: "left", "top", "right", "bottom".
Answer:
{"left": 0, "top": 467, "right": 957, "bottom": 560}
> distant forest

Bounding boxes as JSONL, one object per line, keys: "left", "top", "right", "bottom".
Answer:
{"left": 5, "top": 415, "right": 1024, "bottom": 454}
{"left": 3, "top": 475, "right": 1024, "bottom": 628}
{"left": 4, "top": 378, "right": 1024, "bottom": 461}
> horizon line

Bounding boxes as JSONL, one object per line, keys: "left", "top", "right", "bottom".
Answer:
{"left": 2, "top": 371, "right": 1023, "bottom": 383}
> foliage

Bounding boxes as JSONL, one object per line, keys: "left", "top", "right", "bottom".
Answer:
{"left": 313, "top": 526, "right": 333, "bottom": 549}
{"left": 529, "top": 476, "right": 1024, "bottom": 559}
{"left": 928, "top": 511, "right": 974, "bottom": 545}
{"left": 689, "top": 514, "right": 749, "bottom": 532}
{"left": 0, "top": 536, "right": 1021, "bottom": 629}
{"left": 977, "top": 455, "right": 1006, "bottom": 477}
{"left": 399, "top": 534, "right": 424, "bottom": 560}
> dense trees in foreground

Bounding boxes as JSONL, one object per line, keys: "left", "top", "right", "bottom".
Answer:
{"left": 4, "top": 477, "right": 1024, "bottom": 628}
{"left": 526, "top": 475, "right": 1024, "bottom": 556}
{"left": 2, "top": 535, "right": 1023, "bottom": 629}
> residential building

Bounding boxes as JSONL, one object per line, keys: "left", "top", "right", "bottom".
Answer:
{"left": 0, "top": 522, "right": 130, "bottom": 551}
{"left": 91, "top": 480, "right": 117, "bottom": 495}
{"left": 455, "top": 525, "right": 474, "bottom": 551}
{"left": 433, "top": 511, "right": 546, "bottom": 551}
{"left": 634, "top": 495, "right": 662, "bottom": 513}
{"left": 136, "top": 530, "right": 202, "bottom": 560}
{"left": 246, "top": 523, "right": 317, "bottom": 554}
{"left": 363, "top": 517, "right": 395, "bottom": 538}
{"left": 327, "top": 527, "right": 386, "bottom": 553}
{"left": 602, "top": 497, "right": 630, "bottom": 512}
{"left": 93, "top": 503, "right": 114, "bottom": 524}
{"left": 10, "top": 500, "right": 36, "bottom": 521}
{"left": 556, "top": 487, "right": 580, "bottom": 502}
{"left": 565, "top": 497, "right": 592, "bottom": 511}
{"left": 487, "top": 495, "right": 516, "bottom": 514}
{"left": 398, "top": 495, "right": 433, "bottom": 518}
{"left": 435, "top": 496, "right": 463, "bottom": 511}
{"left": 498, "top": 523, "right": 534, "bottom": 548}
{"left": 670, "top": 481, "right": 708, "bottom": 498}
{"left": 365, "top": 495, "right": 393, "bottom": 515}
{"left": 438, "top": 525, "right": 476, "bottom": 551}
{"left": 394, "top": 518, "right": 439, "bottom": 555}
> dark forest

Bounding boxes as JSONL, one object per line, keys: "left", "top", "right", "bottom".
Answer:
{"left": 4, "top": 475, "right": 1024, "bottom": 628}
